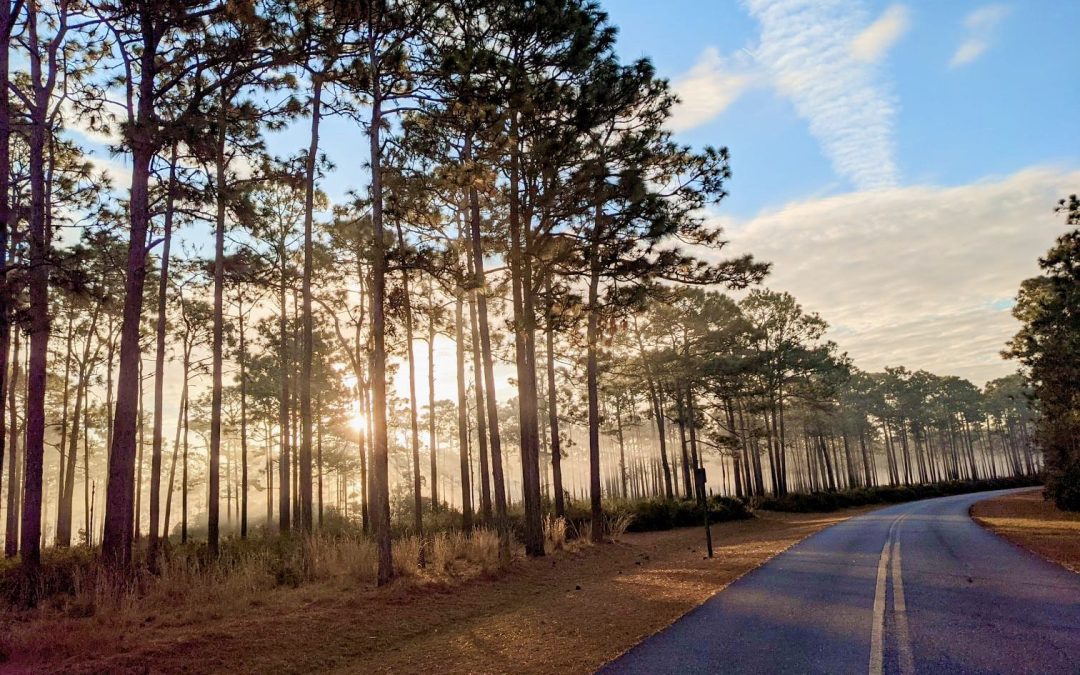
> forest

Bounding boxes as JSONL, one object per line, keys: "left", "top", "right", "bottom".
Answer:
{"left": 0, "top": 0, "right": 1043, "bottom": 608}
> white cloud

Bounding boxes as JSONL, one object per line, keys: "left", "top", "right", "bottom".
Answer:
{"left": 85, "top": 154, "right": 130, "bottom": 192}
{"left": 851, "top": 4, "right": 910, "bottom": 63}
{"left": 60, "top": 98, "right": 121, "bottom": 147}
{"left": 715, "top": 166, "right": 1079, "bottom": 385}
{"left": 950, "top": 4, "right": 1010, "bottom": 68}
{"left": 743, "top": 0, "right": 899, "bottom": 190}
{"left": 668, "top": 47, "right": 754, "bottom": 132}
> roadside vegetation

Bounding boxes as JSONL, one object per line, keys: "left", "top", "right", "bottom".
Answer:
{"left": 1006, "top": 196, "right": 1080, "bottom": 511}
{"left": 0, "top": 507, "right": 870, "bottom": 673}
{"left": 756, "top": 476, "right": 1040, "bottom": 513}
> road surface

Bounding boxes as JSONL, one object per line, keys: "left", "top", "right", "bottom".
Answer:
{"left": 602, "top": 489, "right": 1080, "bottom": 675}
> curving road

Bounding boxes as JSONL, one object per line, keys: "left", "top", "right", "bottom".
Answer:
{"left": 601, "top": 489, "right": 1080, "bottom": 675}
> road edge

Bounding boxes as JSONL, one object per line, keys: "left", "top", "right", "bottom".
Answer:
{"left": 969, "top": 487, "right": 1080, "bottom": 576}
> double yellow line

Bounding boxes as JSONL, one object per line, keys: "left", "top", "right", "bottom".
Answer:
{"left": 869, "top": 515, "right": 915, "bottom": 675}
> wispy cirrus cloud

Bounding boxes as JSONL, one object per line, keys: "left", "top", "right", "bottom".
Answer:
{"left": 950, "top": 4, "right": 1010, "bottom": 68}
{"left": 743, "top": 0, "right": 900, "bottom": 190}
{"left": 669, "top": 47, "right": 755, "bottom": 132}
{"left": 852, "top": 4, "right": 910, "bottom": 63}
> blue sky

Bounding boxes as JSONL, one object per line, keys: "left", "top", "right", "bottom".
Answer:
{"left": 583, "top": 0, "right": 1078, "bottom": 385}
{"left": 601, "top": 0, "right": 1079, "bottom": 219}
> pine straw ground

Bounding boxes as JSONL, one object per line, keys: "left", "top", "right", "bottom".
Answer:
{"left": 1, "top": 510, "right": 871, "bottom": 674}
{"left": 972, "top": 488, "right": 1080, "bottom": 574}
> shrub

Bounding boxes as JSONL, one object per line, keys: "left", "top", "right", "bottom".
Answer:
{"left": 620, "top": 496, "right": 751, "bottom": 533}
{"left": 754, "top": 476, "right": 1042, "bottom": 513}
{"left": 1047, "top": 462, "right": 1080, "bottom": 511}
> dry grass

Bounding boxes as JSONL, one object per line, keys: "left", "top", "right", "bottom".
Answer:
{"left": 0, "top": 508, "right": 873, "bottom": 674}
{"left": 973, "top": 488, "right": 1080, "bottom": 573}
{"left": 544, "top": 515, "right": 567, "bottom": 551}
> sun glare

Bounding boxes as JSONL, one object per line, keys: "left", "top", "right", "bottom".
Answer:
{"left": 349, "top": 410, "right": 366, "bottom": 433}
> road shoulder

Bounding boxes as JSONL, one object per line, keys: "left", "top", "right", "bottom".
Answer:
{"left": 972, "top": 489, "right": 1080, "bottom": 574}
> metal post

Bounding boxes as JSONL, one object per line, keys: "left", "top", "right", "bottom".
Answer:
{"left": 695, "top": 467, "right": 713, "bottom": 558}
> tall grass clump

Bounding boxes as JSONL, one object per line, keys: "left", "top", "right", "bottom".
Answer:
{"left": 543, "top": 515, "right": 567, "bottom": 551}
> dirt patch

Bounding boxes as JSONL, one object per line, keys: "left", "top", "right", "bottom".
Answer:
{"left": 1, "top": 509, "right": 870, "bottom": 674}
{"left": 973, "top": 489, "right": 1080, "bottom": 574}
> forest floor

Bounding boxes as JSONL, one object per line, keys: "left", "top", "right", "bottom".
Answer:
{"left": 0, "top": 507, "right": 876, "bottom": 674}
{"left": 972, "top": 488, "right": 1080, "bottom": 574}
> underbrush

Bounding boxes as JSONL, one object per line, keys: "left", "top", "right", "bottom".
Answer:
{"left": 753, "top": 475, "right": 1042, "bottom": 512}
{"left": 620, "top": 496, "right": 752, "bottom": 532}
{"left": 0, "top": 526, "right": 508, "bottom": 619}
{"left": 512, "top": 495, "right": 752, "bottom": 542}
{"left": 0, "top": 494, "right": 751, "bottom": 617}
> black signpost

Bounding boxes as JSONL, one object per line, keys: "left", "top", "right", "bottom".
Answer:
{"left": 695, "top": 467, "right": 714, "bottom": 558}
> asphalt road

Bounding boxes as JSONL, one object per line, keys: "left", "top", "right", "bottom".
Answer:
{"left": 601, "top": 489, "right": 1080, "bottom": 675}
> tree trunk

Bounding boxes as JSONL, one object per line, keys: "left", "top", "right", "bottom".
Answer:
{"left": 4, "top": 330, "right": 20, "bottom": 557}
{"left": 427, "top": 278, "right": 438, "bottom": 512}
{"left": 148, "top": 147, "right": 177, "bottom": 561}
{"left": 544, "top": 284, "right": 565, "bottom": 517}
{"left": 278, "top": 233, "right": 291, "bottom": 532}
{"left": 467, "top": 274, "right": 492, "bottom": 523}
{"left": 465, "top": 136, "right": 508, "bottom": 556}
{"left": 102, "top": 22, "right": 158, "bottom": 572}
{"left": 21, "top": 5, "right": 53, "bottom": 572}
{"left": 56, "top": 309, "right": 98, "bottom": 547}
{"left": 207, "top": 97, "right": 229, "bottom": 557}
{"left": 586, "top": 235, "right": 603, "bottom": 544}
{"left": 634, "top": 319, "right": 673, "bottom": 500}
{"left": 181, "top": 391, "right": 189, "bottom": 544}
{"left": 239, "top": 297, "right": 249, "bottom": 538}
{"left": 454, "top": 289, "right": 472, "bottom": 532}
{"left": 299, "top": 78, "right": 322, "bottom": 533}
{"left": 506, "top": 115, "right": 543, "bottom": 556}
{"left": 394, "top": 220, "right": 423, "bottom": 536}
{"left": 0, "top": 0, "right": 16, "bottom": 523}
{"left": 367, "top": 54, "right": 392, "bottom": 585}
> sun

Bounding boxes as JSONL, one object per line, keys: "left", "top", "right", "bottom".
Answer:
{"left": 349, "top": 410, "right": 367, "bottom": 433}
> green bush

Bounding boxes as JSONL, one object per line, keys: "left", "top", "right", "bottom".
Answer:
{"left": 754, "top": 476, "right": 1042, "bottom": 513}
{"left": 0, "top": 545, "right": 97, "bottom": 607}
{"left": 622, "top": 496, "right": 751, "bottom": 532}
{"left": 1047, "top": 462, "right": 1080, "bottom": 511}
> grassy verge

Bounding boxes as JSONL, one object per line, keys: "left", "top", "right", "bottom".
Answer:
{"left": 754, "top": 475, "right": 1041, "bottom": 513}
{"left": 972, "top": 489, "right": 1080, "bottom": 574}
{"left": 1, "top": 507, "right": 869, "bottom": 674}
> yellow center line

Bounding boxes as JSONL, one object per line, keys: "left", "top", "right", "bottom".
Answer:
{"left": 892, "top": 532, "right": 914, "bottom": 675}
{"left": 868, "top": 520, "right": 895, "bottom": 675}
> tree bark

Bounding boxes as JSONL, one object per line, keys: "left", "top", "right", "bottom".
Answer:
{"left": 427, "top": 278, "right": 438, "bottom": 512}
{"left": 207, "top": 97, "right": 229, "bottom": 557}
{"left": 506, "top": 114, "right": 543, "bottom": 556}
{"left": 394, "top": 221, "right": 423, "bottom": 535}
{"left": 4, "top": 330, "right": 20, "bottom": 557}
{"left": 21, "top": 1, "right": 54, "bottom": 572}
{"left": 148, "top": 147, "right": 177, "bottom": 561}
{"left": 278, "top": 230, "right": 291, "bottom": 532}
{"left": 467, "top": 273, "right": 492, "bottom": 523}
{"left": 454, "top": 289, "right": 472, "bottom": 531}
{"left": 543, "top": 283, "right": 565, "bottom": 517}
{"left": 299, "top": 77, "right": 322, "bottom": 533}
{"left": 367, "top": 47, "right": 392, "bottom": 584}
{"left": 464, "top": 136, "right": 508, "bottom": 556}
{"left": 102, "top": 18, "right": 158, "bottom": 573}
{"left": 238, "top": 295, "right": 249, "bottom": 538}
{"left": 0, "top": 0, "right": 19, "bottom": 523}
{"left": 586, "top": 218, "right": 603, "bottom": 544}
